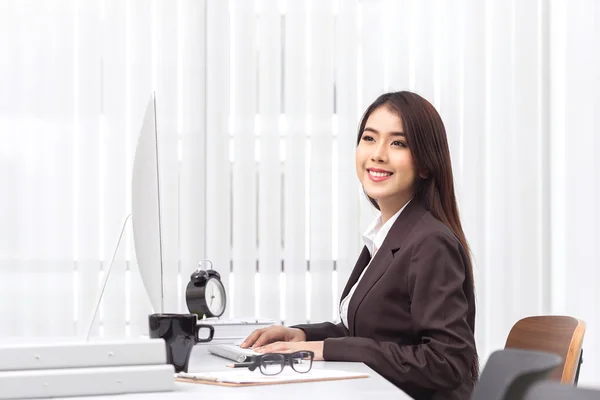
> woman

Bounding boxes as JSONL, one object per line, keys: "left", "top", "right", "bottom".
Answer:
{"left": 241, "top": 91, "right": 478, "bottom": 399}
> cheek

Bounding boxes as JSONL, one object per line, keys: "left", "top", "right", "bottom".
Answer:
{"left": 393, "top": 154, "right": 418, "bottom": 181}
{"left": 355, "top": 148, "right": 366, "bottom": 175}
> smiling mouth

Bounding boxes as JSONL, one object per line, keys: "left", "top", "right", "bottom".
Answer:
{"left": 367, "top": 169, "right": 393, "bottom": 177}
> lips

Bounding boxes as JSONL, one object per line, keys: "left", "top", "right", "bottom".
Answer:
{"left": 367, "top": 168, "right": 393, "bottom": 182}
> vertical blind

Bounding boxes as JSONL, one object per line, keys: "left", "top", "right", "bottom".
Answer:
{"left": 1, "top": 0, "right": 600, "bottom": 386}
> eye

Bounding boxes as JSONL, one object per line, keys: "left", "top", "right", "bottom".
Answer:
{"left": 361, "top": 135, "right": 374, "bottom": 142}
{"left": 392, "top": 140, "right": 407, "bottom": 148}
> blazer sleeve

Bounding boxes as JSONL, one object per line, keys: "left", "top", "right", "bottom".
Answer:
{"left": 322, "top": 231, "right": 475, "bottom": 390}
{"left": 291, "top": 322, "right": 349, "bottom": 341}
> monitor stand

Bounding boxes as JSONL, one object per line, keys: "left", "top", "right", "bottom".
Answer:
{"left": 84, "top": 214, "right": 131, "bottom": 341}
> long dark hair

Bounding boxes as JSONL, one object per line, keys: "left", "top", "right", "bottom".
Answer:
{"left": 356, "top": 91, "right": 479, "bottom": 381}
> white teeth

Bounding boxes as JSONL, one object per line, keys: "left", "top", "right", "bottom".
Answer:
{"left": 369, "top": 170, "right": 392, "bottom": 177}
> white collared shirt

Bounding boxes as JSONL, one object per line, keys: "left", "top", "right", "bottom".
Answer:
{"left": 339, "top": 199, "right": 412, "bottom": 329}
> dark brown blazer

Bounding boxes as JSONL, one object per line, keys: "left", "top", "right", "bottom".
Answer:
{"left": 293, "top": 200, "right": 477, "bottom": 400}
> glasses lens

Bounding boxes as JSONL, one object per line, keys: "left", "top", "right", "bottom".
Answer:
{"left": 260, "top": 354, "right": 285, "bottom": 375}
{"left": 290, "top": 351, "right": 313, "bottom": 373}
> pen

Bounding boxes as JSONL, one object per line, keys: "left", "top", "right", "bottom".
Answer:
{"left": 226, "top": 362, "right": 253, "bottom": 368}
{"left": 177, "top": 373, "right": 219, "bottom": 382}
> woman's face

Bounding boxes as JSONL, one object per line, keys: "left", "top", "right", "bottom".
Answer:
{"left": 355, "top": 106, "right": 417, "bottom": 212}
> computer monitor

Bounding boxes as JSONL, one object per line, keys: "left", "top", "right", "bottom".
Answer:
{"left": 131, "top": 93, "right": 165, "bottom": 315}
{"left": 84, "top": 94, "right": 165, "bottom": 340}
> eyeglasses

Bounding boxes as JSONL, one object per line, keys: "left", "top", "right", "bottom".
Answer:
{"left": 248, "top": 351, "right": 314, "bottom": 375}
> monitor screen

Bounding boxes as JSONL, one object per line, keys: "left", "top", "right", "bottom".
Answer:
{"left": 131, "top": 94, "right": 164, "bottom": 315}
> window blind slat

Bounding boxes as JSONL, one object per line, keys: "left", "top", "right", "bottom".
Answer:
{"left": 205, "top": 0, "right": 231, "bottom": 317}
{"left": 588, "top": 0, "right": 600, "bottom": 382}
{"left": 483, "top": 0, "right": 511, "bottom": 356}
{"left": 0, "top": 23, "right": 19, "bottom": 334}
{"left": 437, "top": 0, "right": 461, "bottom": 191}
{"left": 6, "top": 2, "right": 36, "bottom": 337}
{"left": 156, "top": 0, "right": 181, "bottom": 314}
{"left": 21, "top": 2, "right": 42, "bottom": 336}
{"left": 128, "top": 0, "right": 153, "bottom": 335}
{"left": 385, "top": 0, "right": 410, "bottom": 92}
{"left": 308, "top": 0, "right": 334, "bottom": 323}
{"left": 513, "top": 0, "right": 546, "bottom": 318}
{"left": 0, "top": 2, "right": 13, "bottom": 113}
{"left": 47, "top": 0, "right": 76, "bottom": 337}
{"left": 412, "top": 0, "right": 435, "bottom": 102}
{"left": 231, "top": 0, "right": 257, "bottom": 318}
{"left": 21, "top": 0, "right": 76, "bottom": 337}
{"left": 537, "top": 0, "right": 551, "bottom": 317}
{"left": 101, "top": 0, "right": 127, "bottom": 337}
{"left": 179, "top": 0, "right": 206, "bottom": 315}
{"left": 335, "top": 2, "right": 360, "bottom": 316}
{"left": 0, "top": 6, "right": 16, "bottom": 333}
{"left": 283, "top": 0, "right": 307, "bottom": 325}
{"left": 18, "top": 3, "right": 45, "bottom": 336}
{"left": 549, "top": 0, "right": 567, "bottom": 317}
{"left": 0, "top": 265, "right": 17, "bottom": 337}
{"left": 258, "top": 0, "right": 282, "bottom": 321}
{"left": 359, "top": 1, "right": 385, "bottom": 103}
{"left": 44, "top": 262, "right": 75, "bottom": 336}
{"left": 74, "top": 0, "right": 102, "bottom": 338}
{"left": 563, "top": 0, "right": 597, "bottom": 372}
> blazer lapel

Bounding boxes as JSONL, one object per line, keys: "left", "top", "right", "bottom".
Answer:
{"left": 340, "top": 246, "right": 371, "bottom": 300}
{"left": 347, "top": 200, "right": 428, "bottom": 336}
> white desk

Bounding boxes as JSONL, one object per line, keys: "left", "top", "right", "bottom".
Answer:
{"left": 62, "top": 344, "right": 413, "bottom": 400}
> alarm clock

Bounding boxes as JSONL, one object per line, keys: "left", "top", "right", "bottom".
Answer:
{"left": 185, "top": 260, "right": 227, "bottom": 319}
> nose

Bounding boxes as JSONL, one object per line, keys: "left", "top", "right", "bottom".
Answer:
{"left": 370, "top": 142, "right": 387, "bottom": 163}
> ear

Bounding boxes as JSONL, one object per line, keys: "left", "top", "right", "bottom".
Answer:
{"left": 419, "top": 170, "right": 429, "bottom": 179}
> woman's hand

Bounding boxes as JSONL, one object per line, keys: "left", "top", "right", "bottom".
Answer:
{"left": 240, "top": 326, "right": 306, "bottom": 349}
{"left": 255, "top": 340, "right": 325, "bottom": 361}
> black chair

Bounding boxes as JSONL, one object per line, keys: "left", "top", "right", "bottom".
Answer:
{"left": 471, "top": 348, "right": 562, "bottom": 400}
{"left": 525, "top": 381, "right": 600, "bottom": 399}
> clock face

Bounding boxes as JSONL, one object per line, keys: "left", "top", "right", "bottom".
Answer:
{"left": 205, "top": 277, "right": 226, "bottom": 317}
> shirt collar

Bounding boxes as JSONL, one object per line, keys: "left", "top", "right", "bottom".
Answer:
{"left": 362, "top": 199, "right": 413, "bottom": 255}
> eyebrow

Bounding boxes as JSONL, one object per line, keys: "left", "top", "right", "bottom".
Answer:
{"left": 363, "top": 127, "right": 406, "bottom": 137}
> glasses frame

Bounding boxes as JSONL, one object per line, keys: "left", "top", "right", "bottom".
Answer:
{"left": 247, "top": 351, "right": 315, "bottom": 376}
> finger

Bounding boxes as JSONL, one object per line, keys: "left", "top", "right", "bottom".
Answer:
{"left": 256, "top": 341, "right": 292, "bottom": 354}
{"left": 240, "top": 328, "right": 267, "bottom": 348}
{"left": 252, "top": 330, "right": 282, "bottom": 348}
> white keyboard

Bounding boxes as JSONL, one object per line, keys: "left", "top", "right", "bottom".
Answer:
{"left": 221, "top": 344, "right": 260, "bottom": 356}
{"left": 207, "top": 344, "right": 261, "bottom": 362}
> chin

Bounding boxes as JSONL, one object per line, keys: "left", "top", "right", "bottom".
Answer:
{"left": 363, "top": 190, "right": 389, "bottom": 203}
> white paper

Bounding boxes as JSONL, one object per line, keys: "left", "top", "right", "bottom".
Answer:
{"left": 178, "top": 368, "right": 368, "bottom": 384}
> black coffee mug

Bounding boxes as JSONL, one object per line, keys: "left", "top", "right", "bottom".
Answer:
{"left": 148, "top": 313, "right": 215, "bottom": 373}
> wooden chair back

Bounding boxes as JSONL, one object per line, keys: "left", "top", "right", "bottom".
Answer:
{"left": 505, "top": 315, "right": 586, "bottom": 384}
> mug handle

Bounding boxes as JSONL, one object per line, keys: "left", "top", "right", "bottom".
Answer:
{"left": 195, "top": 324, "right": 215, "bottom": 343}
